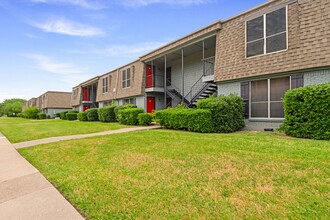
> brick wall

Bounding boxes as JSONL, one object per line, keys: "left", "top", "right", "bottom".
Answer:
{"left": 304, "top": 69, "right": 330, "bottom": 86}
{"left": 215, "top": 0, "right": 330, "bottom": 82}
{"left": 217, "top": 82, "right": 241, "bottom": 96}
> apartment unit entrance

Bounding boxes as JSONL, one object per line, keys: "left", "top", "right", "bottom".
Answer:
{"left": 147, "top": 97, "right": 155, "bottom": 113}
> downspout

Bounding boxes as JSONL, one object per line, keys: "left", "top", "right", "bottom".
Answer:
{"left": 115, "top": 69, "right": 119, "bottom": 105}
{"left": 164, "top": 55, "right": 167, "bottom": 109}
{"left": 181, "top": 48, "right": 184, "bottom": 102}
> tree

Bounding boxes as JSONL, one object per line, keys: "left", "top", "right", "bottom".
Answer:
{"left": 23, "top": 107, "right": 40, "bottom": 119}
{"left": 0, "top": 98, "right": 26, "bottom": 117}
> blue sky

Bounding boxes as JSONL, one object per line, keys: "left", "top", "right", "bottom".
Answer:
{"left": 0, "top": 0, "right": 266, "bottom": 102}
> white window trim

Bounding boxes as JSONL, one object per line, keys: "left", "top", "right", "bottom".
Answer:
{"left": 102, "top": 77, "right": 109, "bottom": 94}
{"left": 249, "top": 76, "right": 292, "bottom": 120}
{"left": 245, "top": 5, "right": 288, "bottom": 59}
{"left": 122, "top": 68, "right": 131, "bottom": 89}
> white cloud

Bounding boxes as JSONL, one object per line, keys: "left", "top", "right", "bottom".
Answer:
{"left": 30, "top": 18, "right": 104, "bottom": 37}
{"left": 120, "top": 0, "right": 211, "bottom": 7}
{"left": 30, "top": 0, "right": 105, "bottom": 10}
{"left": 24, "top": 54, "right": 92, "bottom": 84}
{"left": 80, "top": 42, "right": 166, "bottom": 57}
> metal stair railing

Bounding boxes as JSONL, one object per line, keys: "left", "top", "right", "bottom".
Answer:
{"left": 166, "top": 79, "right": 190, "bottom": 106}
{"left": 202, "top": 56, "right": 215, "bottom": 77}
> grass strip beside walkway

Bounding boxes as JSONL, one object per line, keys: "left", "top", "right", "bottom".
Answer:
{"left": 19, "top": 130, "right": 330, "bottom": 219}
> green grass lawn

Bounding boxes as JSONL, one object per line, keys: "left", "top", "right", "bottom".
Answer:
{"left": 18, "top": 129, "right": 330, "bottom": 219}
{"left": 0, "top": 117, "right": 130, "bottom": 143}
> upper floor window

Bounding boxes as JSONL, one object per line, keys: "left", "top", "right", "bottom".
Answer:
{"left": 73, "top": 88, "right": 78, "bottom": 99}
{"left": 246, "top": 7, "right": 287, "bottom": 57}
{"left": 122, "top": 68, "right": 131, "bottom": 88}
{"left": 102, "top": 77, "right": 109, "bottom": 93}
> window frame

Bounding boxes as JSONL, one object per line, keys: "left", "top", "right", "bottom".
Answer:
{"left": 122, "top": 68, "right": 131, "bottom": 89}
{"left": 249, "top": 76, "right": 292, "bottom": 120}
{"left": 102, "top": 76, "right": 109, "bottom": 94}
{"left": 124, "top": 98, "right": 136, "bottom": 105}
{"left": 245, "top": 5, "right": 288, "bottom": 58}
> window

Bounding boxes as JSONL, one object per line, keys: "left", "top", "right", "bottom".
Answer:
{"left": 246, "top": 7, "right": 287, "bottom": 57}
{"left": 102, "top": 77, "right": 109, "bottom": 93}
{"left": 250, "top": 77, "right": 290, "bottom": 118}
{"left": 124, "top": 98, "right": 136, "bottom": 105}
{"left": 73, "top": 88, "right": 78, "bottom": 99}
{"left": 122, "top": 68, "right": 131, "bottom": 88}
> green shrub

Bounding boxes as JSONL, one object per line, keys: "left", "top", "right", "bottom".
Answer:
{"left": 114, "top": 104, "right": 137, "bottom": 120}
{"left": 138, "top": 113, "right": 153, "bottom": 126}
{"left": 17, "top": 113, "right": 24, "bottom": 118}
{"left": 55, "top": 112, "right": 61, "bottom": 118}
{"left": 60, "top": 111, "right": 69, "bottom": 120}
{"left": 156, "top": 108, "right": 213, "bottom": 133}
{"left": 38, "top": 113, "right": 46, "bottom": 120}
{"left": 86, "top": 108, "right": 99, "bottom": 121}
{"left": 77, "top": 112, "right": 88, "bottom": 121}
{"left": 23, "top": 107, "right": 40, "bottom": 119}
{"left": 47, "top": 115, "right": 51, "bottom": 119}
{"left": 281, "top": 83, "right": 330, "bottom": 140}
{"left": 98, "top": 106, "right": 117, "bottom": 122}
{"left": 196, "top": 95, "right": 245, "bottom": 133}
{"left": 118, "top": 108, "right": 144, "bottom": 125}
{"left": 66, "top": 113, "right": 78, "bottom": 121}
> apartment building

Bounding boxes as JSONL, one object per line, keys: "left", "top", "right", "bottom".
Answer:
{"left": 37, "top": 91, "right": 72, "bottom": 117}
{"left": 71, "top": 0, "right": 330, "bottom": 130}
{"left": 23, "top": 91, "right": 72, "bottom": 117}
{"left": 22, "top": 98, "right": 37, "bottom": 111}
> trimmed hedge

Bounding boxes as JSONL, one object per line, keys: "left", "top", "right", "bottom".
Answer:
{"left": 38, "top": 113, "right": 46, "bottom": 119}
{"left": 85, "top": 108, "right": 99, "bottom": 121}
{"left": 17, "top": 113, "right": 24, "bottom": 118}
{"left": 196, "top": 95, "right": 245, "bottom": 133}
{"left": 55, "top": 112, "right": 61, "bottom": 118}
{"left": 60, "top": 111, "right": 69, "bottom": 120}
{"left": 118, "top": 108, "right": 144, "bottom": 125}
{"left": 66, "top": 113, "right": 78, "bottom": 121}
{"left": 47, "top": 115, "right": 51, "bottom": 119}
{"left": 114, "top": 104, "right": 137, "bottom": 120}
{"left": 98, "top": 106, "right": 117, "bottom": 122}
{"left": 138, "top": 113, "right": 152, "bottom": 126}
{"left": 77, "top": 112, "right": 88, "bottom": 121}
{"left": 281, "top": 83, "right": 330, "bottom": 140}
{"left": 156, "top": 108, "right": 213, "bottom": 133}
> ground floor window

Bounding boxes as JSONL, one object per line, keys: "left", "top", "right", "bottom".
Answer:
{"left": 124, "top": 98, "right": 136, "bottom": 105}
{"left": 241, "top": 74, "right": 303, "bottom": 119}
{"left": 250, "top": 77, "right": 290, "bottom": 118}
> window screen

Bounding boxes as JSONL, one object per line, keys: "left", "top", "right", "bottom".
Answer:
{"left": 251, "top": 79, "right": 268, "bottom": 118}
{"left": 246, "top": 7, "right": 287, "bottom": 57}
{"left": 266, "top": 32, "right": 287, "bottom": 53}
{"left": 247, "top": 16, "right": 264, "bottom": 42}
{"left": 291, "top": 74, "right": 303, "bottom": 89}
{"left": 266, "top": 8, "right": 286, "bottom": 36}
{"left": 241, "top": 82, "right": 250, "bottom": 119}
{"left": 122, "top": 68, "right": 131, "bottom": 88}
{"left": 247, "top": 39, "right": 264, "bottom": 57}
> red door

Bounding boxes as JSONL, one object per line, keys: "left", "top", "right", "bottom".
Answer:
{"left": 83, "top": 88, "right": 89, "bottom": 101}
{"left": 147, "top": 97, "right": 155, "bottom": 113}
{"left": 146, "top": 65, "right": 153, "bottom": 88}
{"left": 83, "top": 105, "right": 89, "bottom": 112}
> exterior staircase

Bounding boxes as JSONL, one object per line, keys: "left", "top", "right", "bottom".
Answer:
{"left": 166, "top": 77, "right": 217, "bottom": 108}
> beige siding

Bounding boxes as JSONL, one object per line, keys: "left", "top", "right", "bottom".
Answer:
{"left": 97, "top": 61, "right": 145, "bottom": 102}
{"left": 214, "top": 0, "right": 330, "bottom": 82}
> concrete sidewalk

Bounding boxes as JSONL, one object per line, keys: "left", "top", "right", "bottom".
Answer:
{"left": 0, "top": 132, "right": 84, "bottom": 220}
{"left": 13, "top": 125, "right": 161, "bottom": 149}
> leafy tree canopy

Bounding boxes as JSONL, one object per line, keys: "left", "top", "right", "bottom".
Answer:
{"left": 0, "top": 98, "right": 26, "bottom": 117}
